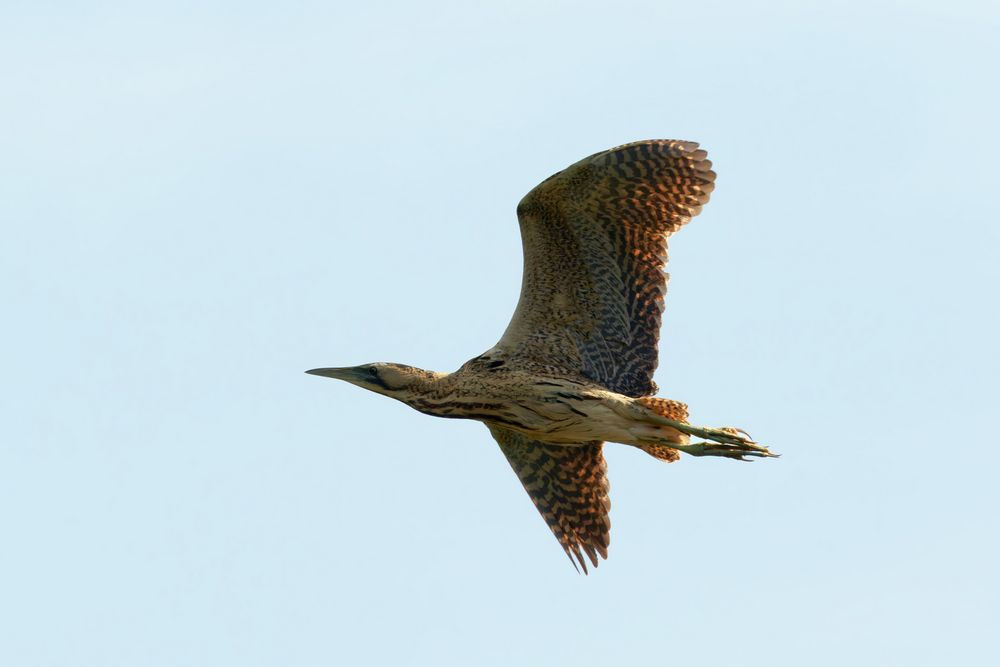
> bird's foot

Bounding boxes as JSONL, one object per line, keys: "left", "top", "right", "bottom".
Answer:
{"left": 675, "top": 434, "right": 778, "bottom": 461}
{"left": 642, "top": 416, "right": 778, "bottom": 460}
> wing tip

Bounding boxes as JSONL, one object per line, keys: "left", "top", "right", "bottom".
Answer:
{"left": 564, "top": 542, "right": 607, "bottom": 575}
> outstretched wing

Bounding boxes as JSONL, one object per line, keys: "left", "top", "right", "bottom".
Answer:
{"left": 497, "top": 140, "right": 716, "bottom": 397}
{"left": 487, "top": 425, "right": 610, "bottom": 573}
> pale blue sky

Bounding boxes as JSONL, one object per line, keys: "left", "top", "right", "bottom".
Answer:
{"left": 2, "top": 1, "right": 998, "bottom": 665}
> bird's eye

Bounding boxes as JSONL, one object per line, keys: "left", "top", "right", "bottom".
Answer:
{"left": 368, "top": 367, "right": 379, "bottom": 378}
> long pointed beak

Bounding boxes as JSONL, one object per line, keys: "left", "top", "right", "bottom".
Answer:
{"left": 305, "top": 367, "right": 364, "bottom": 382}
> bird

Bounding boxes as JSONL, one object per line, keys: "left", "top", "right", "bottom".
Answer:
{"left": 307, "top": 140, "right": 776, "bottom": 573}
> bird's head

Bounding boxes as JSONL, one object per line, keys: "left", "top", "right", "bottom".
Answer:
{"left": 305, "top": 362, "right": 443, "bottom": 400}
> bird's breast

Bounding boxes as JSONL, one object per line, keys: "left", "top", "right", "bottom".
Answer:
{"left": 408, "top": 374, "right": 639, "bottom": 443}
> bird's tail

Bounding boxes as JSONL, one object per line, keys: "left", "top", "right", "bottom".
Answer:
{"left": 633, "top": 397, "right": 690, "bottom": 462}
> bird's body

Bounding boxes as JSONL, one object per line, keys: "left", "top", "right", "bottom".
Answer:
{"left": 309, "top": 140, "right": 776, "bottom": 572}
{"left": 379, "top": 359, "right": 676, "bottom": 445}
{"left": 390, "top": 357, "right": 698, "bottom": 449}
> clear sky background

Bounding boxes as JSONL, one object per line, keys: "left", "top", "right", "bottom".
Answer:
{"left": 2, "top": 1, "right": 998, "bottom": 665}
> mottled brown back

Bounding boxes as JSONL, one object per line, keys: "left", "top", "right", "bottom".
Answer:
{"left": 497, "top": 140, "right": 716, "bottom": 397}
{"left": 487, "top": 425, "right": 610, "bottom": 573}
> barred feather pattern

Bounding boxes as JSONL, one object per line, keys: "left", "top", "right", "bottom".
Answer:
{"left": 635, "top": 396, "right": 690, "bottom": 462}
{"left": 498, "top": 140, "right": 716, "bottom": 397}
{"left": 487, "top": 425, "right": 610, "bottom": 573}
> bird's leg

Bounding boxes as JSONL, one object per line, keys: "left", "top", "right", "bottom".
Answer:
{"left": 669, "top": 437, "right": 778, "bottom": 461}
{"left": 637, "top": 415, "right": 778, "bottom": 461}
{"left": 614, "top": 397, "right": 778, "bottom": 461}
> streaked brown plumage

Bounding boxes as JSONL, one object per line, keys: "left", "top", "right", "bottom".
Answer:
{"left": 308, "top": 140, "right": 776, "bottom": 572}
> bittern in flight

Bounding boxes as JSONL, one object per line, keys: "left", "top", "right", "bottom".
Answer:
{"left": 308, "top": 140, "right": 776, "bottom": 572}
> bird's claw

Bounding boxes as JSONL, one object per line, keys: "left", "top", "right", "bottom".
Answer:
{"left": 682, "top": 439, "right": 778, "bottom": 461}
{"left": 678, "top": 425, "right": 778, "bottom": 460}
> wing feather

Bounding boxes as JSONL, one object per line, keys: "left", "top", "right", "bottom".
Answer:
{"left": 497, "top": 140, "right": 716, "bottom": 396}
{"left": 487, "top": 425, "right": 610, "bottom": 573}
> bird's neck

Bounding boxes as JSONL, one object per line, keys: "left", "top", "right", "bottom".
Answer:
{"left": 395, "top": 371, "right": 483, "bottom": 419}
